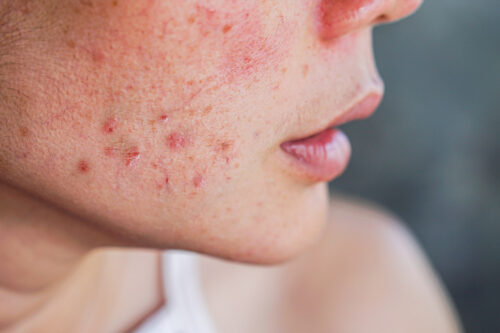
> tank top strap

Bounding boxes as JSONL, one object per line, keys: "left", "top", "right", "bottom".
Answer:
{"left": 134, "top": 250, "right": 217, "bottom": 333}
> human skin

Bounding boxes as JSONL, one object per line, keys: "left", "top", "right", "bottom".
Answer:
{"left": 0, "top": 0, "right": 421, "bottom": 263}
{"left": 0, "top": 0, "right": 423, "bottom": 330}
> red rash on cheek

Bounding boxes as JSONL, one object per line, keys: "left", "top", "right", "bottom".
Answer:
{"left": 221, "top": 15, "right": 292, "bottom": 82}
{"left": 192, "top": 3, "right": 293, "bottom": 84}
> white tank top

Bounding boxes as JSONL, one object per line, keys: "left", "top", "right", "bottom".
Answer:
{"left": 134, "top": 250, "right": 218, "bottom": 333}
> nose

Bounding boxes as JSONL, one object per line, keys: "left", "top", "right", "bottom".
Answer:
{"left": 315, "top": 0, "right": 423, "bottom": 40}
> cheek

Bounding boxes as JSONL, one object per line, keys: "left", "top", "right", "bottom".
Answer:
{"left": 23, "top": 0, "right": 294, "bottom": 197}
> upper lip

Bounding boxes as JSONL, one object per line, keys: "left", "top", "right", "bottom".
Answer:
{"left": 326, "top": 92, "right": 383, "bottom": 129}
{"left": 283, "top": 92, "right": 383, "bottom": 143}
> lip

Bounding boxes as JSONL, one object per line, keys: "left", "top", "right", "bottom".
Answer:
{"left": 280, "top": 93, "right": 382, "bottom": 182}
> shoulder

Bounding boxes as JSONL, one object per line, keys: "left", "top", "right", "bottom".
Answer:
{"left": 280, "top": 194, "right": 462, "bottom": 333}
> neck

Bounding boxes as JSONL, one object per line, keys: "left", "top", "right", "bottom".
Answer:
{"left": 0, "top": 182, "right": 163, "bottom": 331}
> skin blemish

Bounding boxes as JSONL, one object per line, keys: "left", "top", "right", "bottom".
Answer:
{"left": 218, "top": 141, "right": 233, "bottom": 152}
{"left": 104, "top": 147, "right": 116, "bottom": 157}
{"left": 89, "top": 48, "right": 106, "bottom": 63}
{"left": 103, "top": 117, "right": 119, "bottom": 134}
{"left": 124, "top": 146, "right": 141, "bottom": 167}
{"left": 159, "top": 114, "right": 169, "bottom": 123}
{"left": 222, "top": 24, "right": 233, "bottom": 33}
{"left": 19, "top": 127, "right": 29, "bottom": 137}
{"left": 219, "top": 6, "right": 293, "bottom": 83}
{"left": 66, "top": 40, "right": 76, "bottom": 49}
{"left": 192, "top": 173, "right": 205, "bottom": 188}
{"left": 77, "top": 160, "right": 90, "bottom": 173}
{"left": 166, "top": 132, "right": 187, "bottom": 150}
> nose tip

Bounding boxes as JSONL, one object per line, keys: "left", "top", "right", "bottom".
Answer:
{"left": 315, "top": 0, "right": 423, "bottom": 40}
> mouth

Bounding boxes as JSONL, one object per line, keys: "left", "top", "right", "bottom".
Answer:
{"left": 280, "top": 93, "right": 382, "bottom": 182}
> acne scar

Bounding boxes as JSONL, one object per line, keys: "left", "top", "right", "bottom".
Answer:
{"left": 166, "top": 133, "right": 186, "bottom": 150}
{"left": 124, "top": 146, "right": 141, "bottom": 167}
{"left": 77, "top": 160, "right": 90, "bottom": 173}
{"left": 103, "top": 117, "right": 119, "bottom": 134}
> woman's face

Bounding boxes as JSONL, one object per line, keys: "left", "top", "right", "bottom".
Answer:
{"left": 0, "top": 0, "right": 421, "bottom": 263}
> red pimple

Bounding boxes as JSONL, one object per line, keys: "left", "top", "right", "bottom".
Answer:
{"left": 78, "top": 160, "right": 90, "bottom": 173}
{"left": 103, "top": 117, "right": 118, "bottom": 134}
{"left": 166, "top": 133, "right": 186, "bottom": 150}
{"left": 124, "top": 146, "right": 141, "bottom": 167}
{"left": 193, "top": 174, "right": 205, "bottom": 188}
{"left": 159, "top": 114, "right": 169, "bottom": 123}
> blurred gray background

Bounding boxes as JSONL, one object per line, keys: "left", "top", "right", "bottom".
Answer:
{"left": 330, "top": 1, "right": 500, "bottom": 332}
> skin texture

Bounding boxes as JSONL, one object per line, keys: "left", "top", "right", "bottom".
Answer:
{"left": 0, "top": 0, "right": 431, "bottom": 331}
{"left": 0, "top": 0, "right": 421, "bottom": 263}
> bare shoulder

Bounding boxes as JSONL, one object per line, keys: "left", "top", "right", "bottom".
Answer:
{"left": 281, "top": 194, "right": 463, "bottom": 333}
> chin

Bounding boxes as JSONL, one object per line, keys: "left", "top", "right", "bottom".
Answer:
{"left": 190, "top": 182, "right": 330, "bottom": 266}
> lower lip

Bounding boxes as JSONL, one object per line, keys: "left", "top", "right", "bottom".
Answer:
{"left": 280, "top": 128, "right": 351, "bottom": 182}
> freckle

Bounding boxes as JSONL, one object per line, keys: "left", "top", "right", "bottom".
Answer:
{"left": 78, "top": 160, "right": 90, "bottom": 173}
{"left": 124, "top": 146, "right": 141, "bottom": 167}
{"left": 20, "top": 6, "right": 31, "bottom": 15}
{"left": 112, "top": 0, "right": 118, "bottom": 7}
{"left": 193, "top": 174, "right": 205, "bottom": 188}
{"left": 80, "top": 0, "right": 93, "bottom": 7}
{"left": 66, "top": 40, "right": 76, "bottom": 49}
{"left": 281, "top": 67, "right": 287, "bottom": 73}
{"left": 151, "top": 162, "right": 158, "bottom": 169}
{"left": 188, "top": 16, "right": 195, "bottom": 24}
{"left": 103, "top": 117, "right": 118, "bottom": 134}
{"left": 166, "top": 133, "right": 186, "bottom": 150}
{"left": 302, "top": 64, "right": 309, "bottom": 77}
{"left": 222, "top": 24, "right": 232, "bottom": 33}
{"left": 19, "top": 127, "right": 29, "bottom": 137}
{"left": 204, "top": 105, "right": 213, "bottom": 114}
